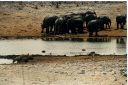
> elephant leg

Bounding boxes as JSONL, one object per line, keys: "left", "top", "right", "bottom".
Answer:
{"left": 106, "top": 23, "right": 109, "bottom": 29}
{"left": 71, "top": 27, "right": 76, "bottom": 34}
{"left": 46, "top": 27, "right": 49, "bottom": 34}
{"left": 50, "top": 26, "right": 53, "bottom": 32}
{"left": 56, "top": 26, "right": 59, "bottom": 35}
{"left": 77, "top": 27, "right": 81, "bottom": 33}
{"left": 102, "top": 24, "right": 105, "bottom": 30}
{"left": 86, "top": 22, "right": 88, "bottom": 28}
{"left": 54, "top": 25, "right": 57, "bottom": 35}
{"left": 95, "top": 32, "right": 98, "bottom": 36}
{"left": 13, "top": 60, "right": 16, "bottom": 63}
{"left": 73, "top": 28, "right": 77, "bottom": 34}
{"left": 121, "top": 23, "right": 124, "bottom": 29}
{"left": 17, "top": 60, "right": 20, "bottom": 63}
{"left": 108, "top": 23, "right": 110, "bottom": 29}
{"left": 54, "top": 28, "right": 57, "bottom": 35}
{"left": 106, "top": 24, "right": 108, "bottom": 29}
{"left": 117, "top": 23, "right": 119, "bottom": 29}
{"left": 41, "top": 24, "right": 44, "bottom": 33}
{"left": 80, "top": 29, "right": 84, "bottom": 33}
{"left": 41, "top": 29, "right": 44, "bottom": 33}
{"left": 24, "top": 59, "right": 28, "bottom": 63}
{"left": 89, "top": 32, "right": 93, "bottom": 37}
{"left": 66, "top": 28, "right": 69, "bottom": 34}
{"left": 79, "top": 27, "right": 84, "bottom": 34}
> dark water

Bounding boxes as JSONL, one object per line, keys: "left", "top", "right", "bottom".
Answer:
{"left": 0, "top": 37, "right": 126, "bottom": 56}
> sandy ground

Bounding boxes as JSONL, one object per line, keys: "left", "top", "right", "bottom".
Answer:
{"left": 0, "top": 55, "right": 127, "bottom": 85}
{"left": 0, "top": 2, "right": 127, "bottom": 37}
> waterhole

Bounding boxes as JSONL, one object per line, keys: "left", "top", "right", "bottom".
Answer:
{"left": 0, "top": 37, "right": 126, "bottom": 56}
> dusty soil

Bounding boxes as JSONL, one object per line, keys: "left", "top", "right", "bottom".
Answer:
{"left": 0, "top": 2, "right": 127, "bottom": 37}
{"left": 0, "top": 55, "right": 127, "bottom": 85}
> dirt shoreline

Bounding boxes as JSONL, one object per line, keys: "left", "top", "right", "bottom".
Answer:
{"left": 0, "top": 54, "right": 126, "bottom": 59}
{"left": 0, "top": 36, "right": 126, "bottom": 40}
{"left": 0, "top": 55, "right": 127, "bottom": 85}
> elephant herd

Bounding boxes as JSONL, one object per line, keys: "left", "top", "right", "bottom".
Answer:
{"left": 41, "top": 11, "right": 126, "bottom": 37}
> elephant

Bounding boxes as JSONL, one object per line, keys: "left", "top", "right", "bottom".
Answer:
{"left": 87, "top": 19, "right": 104, "bottom": 37}
{"left": 84, "top": 11, "right": 97, "bottom": 16}
{"left": 13, "top": 56, "right": 33, "bottom": 63}
{"left": 98, "top": 16, "right": 111, "bottom": 29}
{"left": 54, "top": 15, "right": 71, "bottom": 35}
{"left": 67, "top": 17, "right": 84, "bottom": 34}
{"left": 41, "top": 16, "right": 58, "bottom": 34}
{"left": 84, "top": 14, "right": 97, "bottom": 27}
{"left": 54, "top": 14, "right": 84, "bottom": 34}
{"left": 54, "top": 17, "right": 63, "bottom": 35}
{"left": 116, "top": 15, "right": 126, "bottom": 29}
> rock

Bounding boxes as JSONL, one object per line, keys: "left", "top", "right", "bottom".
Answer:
{"left": 79, "top": 70, "right": 85, "bottom": 74}
{"left": 114, "top": 78, "right": 117, "bottom": 81}
{"left": 82, "top": 49, "right": 86, "bottom": 51}
{"left": 42, "top": 50, "right": 46, "bottom": 53}
{"left": 88, "top": 51, "right": 100, "bottom": 56}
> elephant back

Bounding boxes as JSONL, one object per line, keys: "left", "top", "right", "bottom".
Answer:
{"left": 98, "top": 16, "right": 111, "bottom": 24}
{"left": 85, "top": 11, "right": 97, "bottom": 16}
{"left": 85, "top": 14, "right": 97, "bottom": 22}
{"left": 87, "top": 19, "right": 104, "bottom": 32}
{"left": 116, "top": 15, "right": 126, "bottom": 24}
{"left": 42, "top": 16, "right": 58, "bottom": 28}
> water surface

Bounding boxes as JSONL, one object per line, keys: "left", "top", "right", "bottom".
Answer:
{"left": 0, "top": 37, "right": 126, "bottom": 56}
{"left": 0, "top": 59, "right": 13, "bottom": 64}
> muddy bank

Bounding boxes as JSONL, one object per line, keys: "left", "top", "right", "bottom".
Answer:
{"left": 0, "top": 54, "right": 126, "bottom": 61}
{"left": 0, "top": 35, "right": 126, "bottom": 40}
{"left": 27, "top": 55, "right": 127, "bottom": 64}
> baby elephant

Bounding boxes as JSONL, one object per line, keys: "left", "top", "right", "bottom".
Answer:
{"left": 98, "top": 16, "right": 111, "bottom": 29}
{"left": 116, "top": 15, "right": 126, "bottom": 29}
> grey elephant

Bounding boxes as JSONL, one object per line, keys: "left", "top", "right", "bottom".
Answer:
{"left": 87, "top": 19, "right": 104, "bottom": 37}
{"left": 67, "top": 16, "right": 84, "bottom": 34}
{"left": 84, "top": 11, "right": 97, "bottom": 16}
{"left": 54, "top": 17, "right": 68, "bottom": 35}
{"left": 98, "top": 16, "right": 111, "bottom": 29}
{"left": 41, "top": 16, "right": 58, "bottom": 34}
{"left": 116, "top": 15, "right": 126, "bottom": 29}
{"left": 84, "top": 14, "right": 97, "bottom": 27}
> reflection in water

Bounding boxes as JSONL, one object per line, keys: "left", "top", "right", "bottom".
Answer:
{"left": 116, "top": 37, "right": 126, "bottom": 44}
{"left": 43, "top": 37, "right": 112, "bottom": 42}
{"left": 70, "top": 38, "right": 84, "bottom": 42}
{"left": 43, "top": 37, "right": 84, "bottom": 41}
{"left": 116, "top": 37, "right": 126, "bottom": 55}
{"left": 0, "top": 37, "right": 126, "bottom": 56}
{"left": 86, "top": 37, "right": 111, "bottom": 42}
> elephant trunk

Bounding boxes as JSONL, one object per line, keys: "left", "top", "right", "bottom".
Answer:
{"left": 41, "top": 24, "right": 44, "bottom": 33}
{"left": 109, "top": 20, "right": 111, "bottom": 26}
